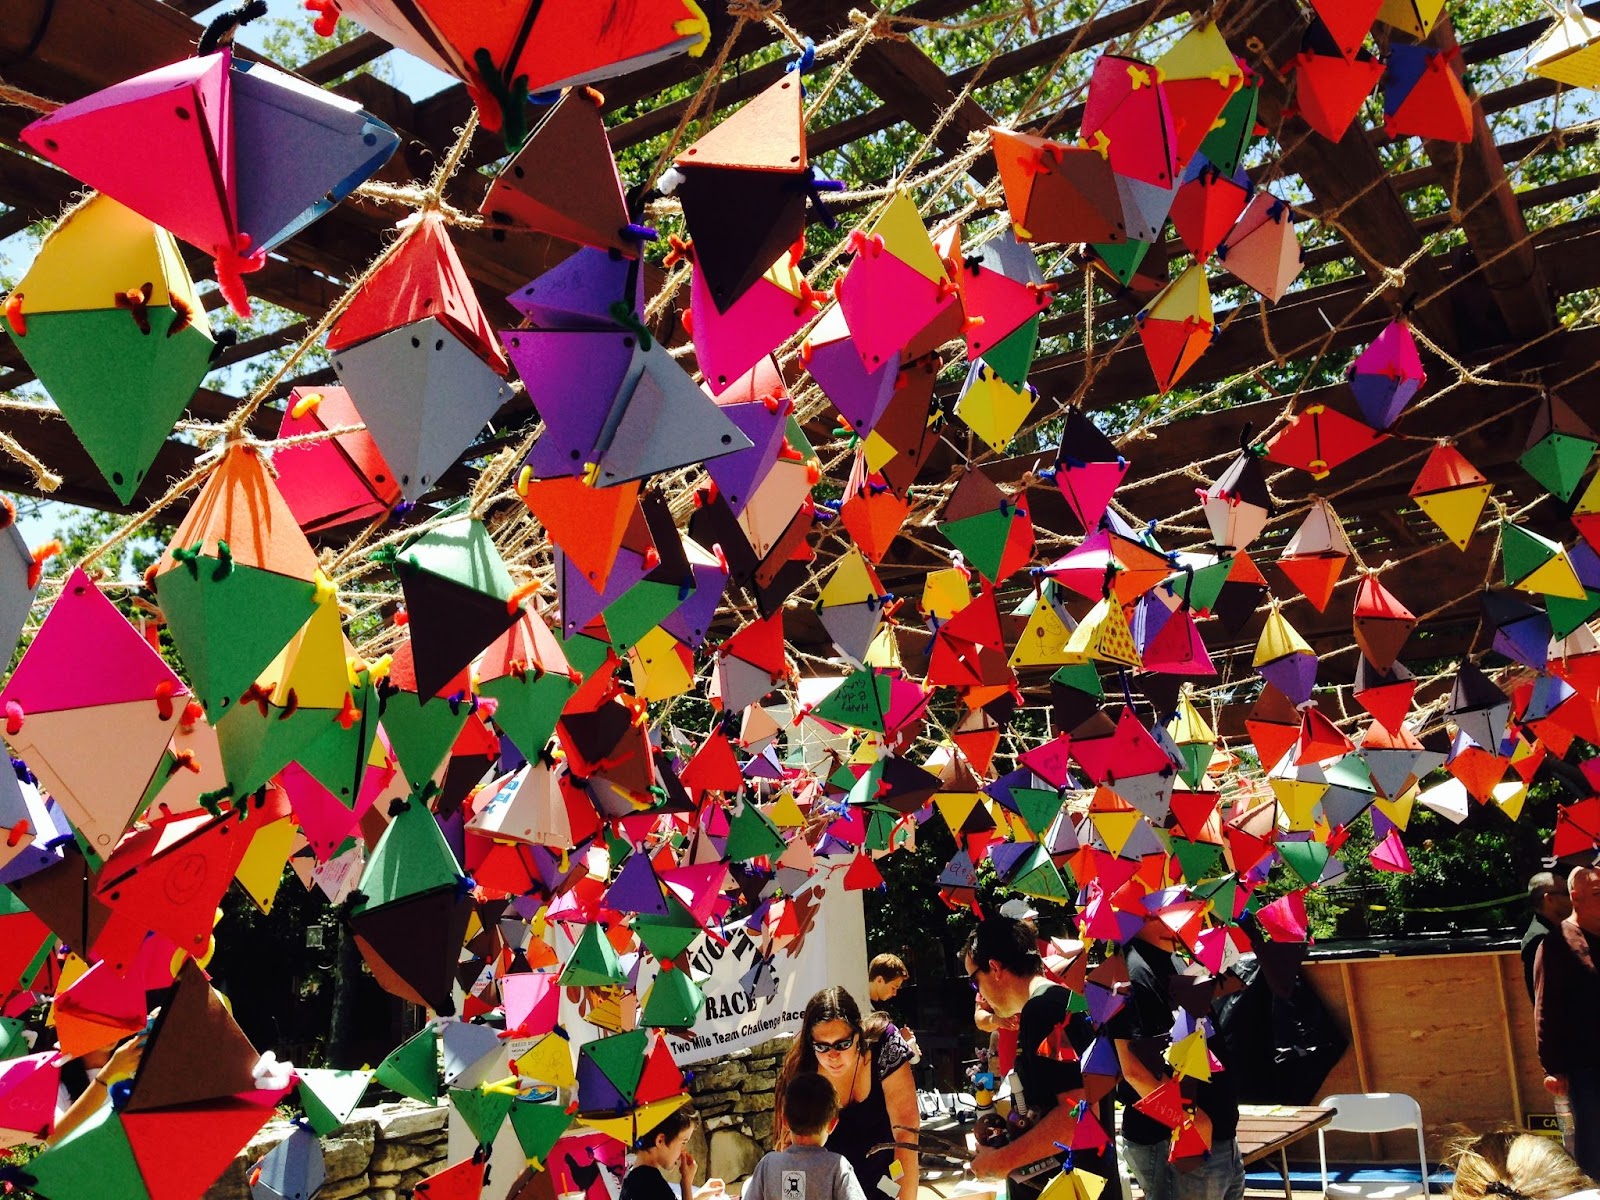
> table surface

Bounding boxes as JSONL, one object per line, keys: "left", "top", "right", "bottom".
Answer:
{"left": 1235, "top": 1105, "right": 1338, "bottom": 1165}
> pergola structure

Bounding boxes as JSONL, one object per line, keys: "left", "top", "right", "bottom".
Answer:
{"left": 2, "top": 0, "right": 1598, "bottom": 743}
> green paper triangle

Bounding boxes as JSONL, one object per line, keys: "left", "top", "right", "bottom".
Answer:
{"left": 27, "top": 1098, "right": 150, "bottom": 1200}
{"left": 1519, "top": 433, "right": 1597, "bottom": 502}
{"left": 557, "top": 628, "right": 614, "bottom": 677}
{"left": 509, "top": 1097, "right": 573, "bottom": 1165}
{"left": 482, "top": 670, "right": 575, "bottom": 760}
{"left": 1178, "top": 743, "right": 1210, "bottom": 790}
{"left": 1013, "top": 787, "right": 1064, "bottom": 838}
{"left": 1278, "top": 839, "right": 1330, "bottom": 888}
{"left": 642, "top": 966, "right": 704, "bottom": 1029}
{"left": 375, "top": 1026, "right": 441, "bottom": 1103}
{"left": 1193, "top": 873, "right": 1240, "bottom": 920}
{"left": 865, "top": 806, "right": 898, "bottom": 852}
{"left": 724, "top": 799, "right": 787, "bottom": 861}
{"left": 451, "top": 1085, "right": 517, "bottom": 1147}
{"left": 400, "top": 517, "right": 515, "bottom": 598}
{"left": 606, "top": 580, "right": 690, "bottom": 654}
{"left": 1501, "top": 520, "right": 1564, "bottom": 587}
{"left": 1169, "top": 558, "right": 1232, "bottom": 615}
{"left": 1324, "top": 754, "right": 1373, "bottom": 792}
{"left": 984, "top": 315, "right": 1040, "bottom": 391}
{"left": 217, "top": 695, "right": 334, "bottom": 798}
{"left": 812, "top": 669, "right": 891, "bottom": 733}
{"left": 582, "top": 1029, "right": 647, "bottom": 1098}
{"left": 298, "top": 1068, "right": 373, "bottom": 1136}
{"left": 1200, "top": 78, "right": 1260, "bottom": 177}
{"left": 157, "top": 560, "right": 318, "bottom": 714}
{"left": 559, "top": 921, "right": 626, "bottom": 987}
{"left": 10, "top": 308, "right": 214, "bottom": 505}
{"left": 1170, "top": 835, "right": 1223, "bottom": 882}
{"left": 1050, "top": 662, "right": 1103, "bottom": 695}
{"left": 295, "top": 676, "right": 381, "bottom": 803}
{"left": 1547, "top": 588, "right": 1600, "bottom": 638}
{"left": 635, "top": 893, "right": 703, "bottom": 962}
{"left": 380, "top": 688, "right": 470, "bottom": 793}
{"left": 0, "top": 1016, "right": 27, "bottom": 1061}
{"left": 1092, "top": 238, "right": 1151, "bottom": 287}
{"left": 1010, "top": 846, "right": 1070, "bottom": 901}
{"left": 939, "top": 510, "right": 1014, "bottom": 584}
{"left": 354, "top": 796, "right": 462, "bottom": 914}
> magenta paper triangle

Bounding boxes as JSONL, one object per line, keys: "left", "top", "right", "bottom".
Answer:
{"left": 962, "top": 264, "right": 1048, "bottom": 361}
{"left": 3, "top": 569, "right": 184, "bottom": 715}
{"left": 1056, "top": 461, "right": 1128, "bottom": 530}
{"left": 502, "top": 971, "right": 560, "bottom": 1036}
{"left": 836, "top": 248, "right": 960, "bottom": 371}
{"left": 1369, "top": 827, "right": 1413, "bottom": 873}
{"left": 283, "top": 762, "right": 373, "bottom": 862}
{"left": 659, "top": 861, "right": 729, "bottom": 925}
{"left": 23, "top": 52, "right": 236, "bottom": 255}
{"left": 691, "top": 260, "right": 810, "bottom": 395}
{"left": 1020, "top": 734, "right": 1074, "bottom": 788}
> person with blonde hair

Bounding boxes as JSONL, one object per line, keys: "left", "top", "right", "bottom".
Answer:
{"left": 1448, "top": 1131, "right": 1597, "bottom": 1200}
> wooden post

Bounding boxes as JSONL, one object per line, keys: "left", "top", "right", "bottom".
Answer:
{"left": 1340, "top": 963, "right": 1382, "bottom": 1159}
{"left": 1492, "top": 955, "right": 1524, "bottom": 1127}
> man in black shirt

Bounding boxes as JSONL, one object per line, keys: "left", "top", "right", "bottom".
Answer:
{"left": 1110, "top": 915, "right": 1244, "bottom": 1200}
{"left": 1536, "top": 866, "right": 1600, "bottom": 1176}
{"left": 1521, "top": 871, "right": 1572, "bottom": 1002}
{"left": 964, "top": 917, "right": 1116, "bottom": 1200}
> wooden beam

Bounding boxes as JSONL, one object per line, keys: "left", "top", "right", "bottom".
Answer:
{"left": 1416, "top": 16, "right": 1556, "bottom": 341}
{"left": 299, "top": 31, "right": 389, "bottom": 85}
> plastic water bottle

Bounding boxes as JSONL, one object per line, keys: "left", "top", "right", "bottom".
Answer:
{"left": 1556, "top": 1093, "right": 1577, "bottom": 1156}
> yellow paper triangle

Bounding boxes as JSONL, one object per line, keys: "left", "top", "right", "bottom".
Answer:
{"left": 15, "top": 194, "right": 207, "bottom": 320}
{"left": 871, "top": 191, "right": 948, "bottom": 284}
{"left": 1377, "top": 0, "right": 1445, "bottom": 37}
{"left": 629, "top": 626, "right": 694, "bottom": 701}
{"left": 957, "top": 367, "right": 1036, "bottom": 453}
{"left": 1156, "top": 21, "right": 1242, "bottom": 87}
{"left": 1271, "top": 780, "right": 1327, "bottom": 831}
{"left": 819, "top": 546, "right": 882, "bottom": 608}
{"left": 1374, "top": 785, "right": 1415, "bottom": 831}
{"left": 934, "top": 791, "right": 981, "bottom": 834}
{"left": 762, "top": 249, "right": 806, "bottom": 300}
{"left": 863, "top": 624, "right": 903, "bottom": 669}
{"left": 578, "top": 1095, "right": 693, "bottom": 1143}
{"left": 768, "top": 791, "right": 807, "bottom": 828}
{"left": 1414, "top": 485, "right": 1491, "bottom": 550}
{"left": 1147, "top": 264, "right": 1214, "bottom": 324}
{"left": 1519, "top": 551, "right": 1588, "bottom": 600}
{"left": 1010, "top": 597, "right": 1075, "bottom": 667}
{"left": 1165, "top": 1028, "right": 1214, "bottom": 1080}
{"left": 1041, "top": 1169, "right": 1108, "bottom": 1200}
{"left": 1254, "top": 609, "right": 1312, "bottom": 666}
{"left": 235, "top": 816, "right": 297, "bottom": 913}
{"left": 1090, "top": 809, "right": 1142, "bottom": 855}
{"left": 264, "top": 586, "right": 350, "bottom": 709}
{"left": 515, "top": 1034, "right": 577, "bottom": 1088}
{"left": 1492, "top": 780, "right": 1527, "bottom": 821}
{"left": 1064, "top": 598, "right": 1140, "bottom": 667}
{"left": 1170, "top": 693, "right": 1217, "bottom": 746}
{"left": 923, "top": 568, "right": 973, "bottom": 622}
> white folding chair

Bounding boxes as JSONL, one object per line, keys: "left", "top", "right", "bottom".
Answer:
{"left": 1317, "top": 1093, "right": 1430, "bottom": 1200}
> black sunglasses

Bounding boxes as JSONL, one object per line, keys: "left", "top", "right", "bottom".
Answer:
{"left": 812, "top": 1033, "right": 858, "bottom": 1055}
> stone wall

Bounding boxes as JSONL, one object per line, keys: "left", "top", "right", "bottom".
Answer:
{"left": 684, "top": 1035, "right": 793, "bottom": 1187}
{"left": 204, "top": 1101, "right": 451, "bottom": 1200}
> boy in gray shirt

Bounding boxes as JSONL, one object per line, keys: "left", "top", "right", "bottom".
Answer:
{"left": 745, "top": 1073, "right": 869, "bottom": 1200}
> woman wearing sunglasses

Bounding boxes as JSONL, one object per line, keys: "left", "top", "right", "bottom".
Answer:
{"left": 774, "top": 986, "right": 920, "bottom": 1200}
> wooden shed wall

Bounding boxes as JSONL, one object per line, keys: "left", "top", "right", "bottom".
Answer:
{"left": 1290, "top": 951, "right": 1548, "bottom": 1163}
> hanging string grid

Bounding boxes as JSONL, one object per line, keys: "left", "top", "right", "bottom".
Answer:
{"left": 0, "top": 0, "right": 1594, "bottom": 780}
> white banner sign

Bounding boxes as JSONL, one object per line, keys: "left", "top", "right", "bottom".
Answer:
{"left": 660, "top": 861, "right": 867, "bottom": 1064}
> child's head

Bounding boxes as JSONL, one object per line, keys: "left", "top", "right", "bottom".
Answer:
{"left": 782, "top": 1072, "right": 839, "bottom": 1140}
{"left": 1449, "top": 1131, "right": 1595, "bottom": 1200}
{"left": 638, "top": 1106, "right": 699, "bottom": 1167}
